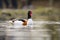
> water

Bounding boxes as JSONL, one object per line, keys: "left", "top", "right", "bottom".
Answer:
{"left": 0, "top": 21, "right": 60, "bottom": 40}
{"left": 5, "top": 28, "right": 51, "bottom": 40}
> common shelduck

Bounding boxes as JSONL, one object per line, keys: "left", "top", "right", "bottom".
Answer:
{"left": 8, "top": 10, "right": 33, "bottom": 28}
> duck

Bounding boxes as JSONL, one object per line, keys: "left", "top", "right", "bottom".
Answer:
{"left": 8, "top": 10, "right": 33, "bottom": 28}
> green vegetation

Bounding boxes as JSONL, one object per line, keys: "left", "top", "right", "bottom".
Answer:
{"left": 0, "top": 7, "right": 60, "bottom": 21}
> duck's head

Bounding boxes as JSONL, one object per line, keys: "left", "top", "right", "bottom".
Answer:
{"left": 28, "top": 10, "right": 32, "bottom": 19}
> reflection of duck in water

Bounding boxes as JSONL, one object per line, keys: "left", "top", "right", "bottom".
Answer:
{"left": 9, "top": 10, "right": 33, "bottom": 28}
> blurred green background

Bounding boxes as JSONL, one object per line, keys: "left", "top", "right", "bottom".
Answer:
{"left": 0, "top": 7, "right": 60, "bottom": 21}
{"left": 0, "top": 0, "right": 60, "bottom": 21}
